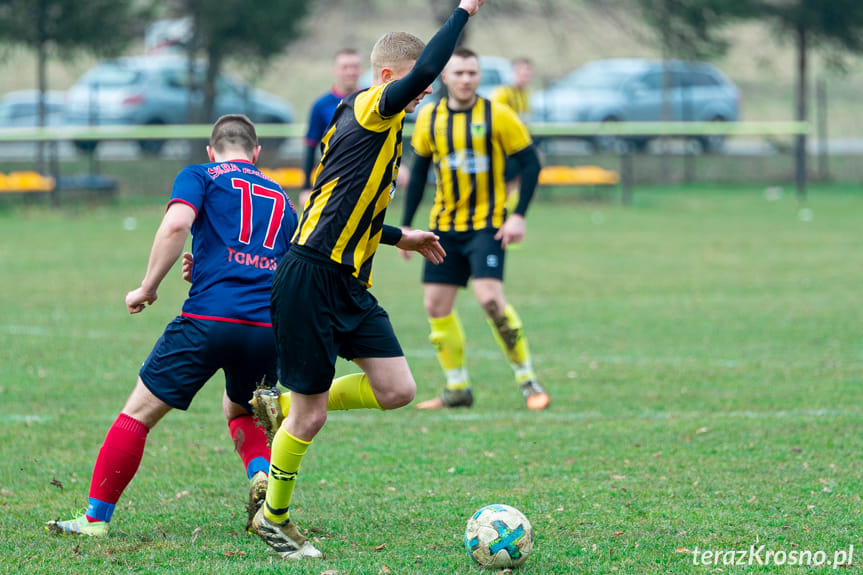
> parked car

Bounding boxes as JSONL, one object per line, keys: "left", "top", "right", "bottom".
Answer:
{"left": 65, "top": 55, "right": 295, "bottom": 154}
{"left": 0, "top": 90, "right": 66, "bottom": 128}
{"left": 531, "top": 58, "right": 740, "bottom": 152}
{"left": 357, "top": 55, "right": 514, "bottom": 122}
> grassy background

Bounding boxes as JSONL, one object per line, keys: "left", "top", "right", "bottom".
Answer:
{"left": 1, "top": 183, "right": 861, "bottom": 573}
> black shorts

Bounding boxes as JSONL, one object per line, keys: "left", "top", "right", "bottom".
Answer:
{"left": 270, "top": 246, "right": 404, "bottom": 395}
{"left": 422, "top": 228, "right": 505, "bottom": 287}
{"left": 139, "top": 316, "right": 277, "bottom": 410}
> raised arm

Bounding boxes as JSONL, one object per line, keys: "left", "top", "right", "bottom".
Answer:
{"left": 380, "top": 1, "right": 483, "bottom": 116}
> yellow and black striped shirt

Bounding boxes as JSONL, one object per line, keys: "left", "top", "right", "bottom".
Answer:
{"left": 490, "top": 85, "right": 530, "bottom": 119}
{"left": 411, "top": 97, "right": 532, "bottom": 232}
{"left": 295, "top": 84, "right": 404, "bottom": 287}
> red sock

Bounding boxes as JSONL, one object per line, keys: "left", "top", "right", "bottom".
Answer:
{"left": 86, "top": 413, "right": 150, "bottom": 522}
{"left": 228, "top": 413, "right": 271, "bottom": 478}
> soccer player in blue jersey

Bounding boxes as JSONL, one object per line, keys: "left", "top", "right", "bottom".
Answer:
{"left": 299, "top": 48, "right": 362, "bottom": 209}
{"left": 47, "top": 115, "right": 297, "bottom": 537}
{"left": 249, "top": 0, "right": 484, "bottom": 561}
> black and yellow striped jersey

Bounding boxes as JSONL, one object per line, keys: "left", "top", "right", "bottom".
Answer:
{"left": 295, "top": 84, "right": 405, "bottom": 287}
{"left": 411, "top": 96, "right": 532, "bottom": 232}
{"left": 490, "top": 85, "right": 530, "bottom": 118}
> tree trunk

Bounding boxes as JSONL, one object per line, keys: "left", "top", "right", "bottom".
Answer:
{"left": 794, "top": 20, "right": 807, "bottom": 201}
{"left": 36, "top": 0, "right": 47, "bottom": 175}
{"left": 204, "top": 49, "right": 221, "bottom": 125}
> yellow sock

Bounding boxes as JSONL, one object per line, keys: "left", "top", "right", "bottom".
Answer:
{"left": 429, "top": 312, "right": 469, "bottom": 389}
{"left": 264, "top": 428, "right": 311, "bottom": 524}
{"left": 327, "top": 373, "right": 383, "bottom": 410}
{"left": 487, "top": 304, "right": 536, "bottom": 384}
{"left": 277, "top": 373, "right": 383, "bottom": 415}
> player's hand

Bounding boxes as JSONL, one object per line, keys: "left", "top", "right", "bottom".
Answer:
{"left": 397, "top": 228, "right": 446, "bottom": 265}
{"left": 458, "top": 0, "right": 484, "bottom": 17}
{"left": 494, "top": 214, "right": 526, "bottom": 248}
{"left": 398, "top": 226, "right": 413, "bottom": 261}
{"left": 125, "top": 286, "right": 157, "bottom": 314}
{"left": 181, "top": 252, "right": 193, "bottom": 283}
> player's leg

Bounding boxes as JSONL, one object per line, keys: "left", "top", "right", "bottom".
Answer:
{"left": 224, "top": 393, "right": 271, "bottom": 531}
{"left": 416, "top": 282, "right": 475, "bottom": 409}
{"left": 46, "top": 378, "right": 172, "bottom": 536}
{"left": 252, "top": 250, "right": 332, "bottom": 559}
{"left": 252, "top": 391, "right": 326, "bottom": 559}
{"left": 353, "top": 355, "right": 416, "bottom": 409}
{"left": 468, "top": 229, "right": 549, "bottom": 410}
{"left": 415, "top": 232, "right": 474, "bottom": 409}
{"left": 47, "top": 316, "right": 219, "bottom": 536}
{"left": 219, "top": 322, "right": 280, "bottom": 530}
{"left": 473, "top": 278, "right": 550, "bottom": 410}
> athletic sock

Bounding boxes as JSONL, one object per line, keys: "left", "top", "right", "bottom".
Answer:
{"left": 487, "top": 304, "right": 537, "bottom": 384}
{"left": 327, "top": 373, "right": 383, "bottom": 410}
{"left": 228, "top": 413, "right": 271, "bottom": 479}
{"left": 264, "top": 428, "right": 311, "bottom": 524}
{"left": 277, "top": 373, "right": 383, "bottom": 415}
{"left": 429, "top": 312, "right": 470, "bottom": 390}
{"left": 86, "top": 413, "right": 150, "bottom": 523}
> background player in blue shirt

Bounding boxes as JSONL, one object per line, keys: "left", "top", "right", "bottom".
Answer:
{"left": 299, "top": 48, "right": 362, "bottom": 208}
{"left": 47, "top": 115, "right": 297, "bottom": 538}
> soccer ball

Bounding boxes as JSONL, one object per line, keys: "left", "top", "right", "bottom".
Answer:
{"left": 464, "top": 504, "right": 534, "bottom": 568}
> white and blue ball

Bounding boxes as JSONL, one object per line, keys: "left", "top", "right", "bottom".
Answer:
{"left": 464, "top": 504, "right": 534, "bottom": 568}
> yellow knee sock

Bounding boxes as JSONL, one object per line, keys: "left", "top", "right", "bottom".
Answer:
{"left": 264, "top": 428, "right": 311, "bottom": 524}
{"left": 487, "top": 304, "right": 536, "bottom": 384}
{"left": 278, "top": 373, "right": 383, "bottom": 415}
{"left": 327, "top": 373, "right": 383, "bottom": 410}
{"left": 429, "top": 312, "right": 469, "bottom": 389}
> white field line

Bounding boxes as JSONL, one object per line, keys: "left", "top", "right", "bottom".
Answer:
{"left": 2, "top": 408, "right": 856, "bottom": 426}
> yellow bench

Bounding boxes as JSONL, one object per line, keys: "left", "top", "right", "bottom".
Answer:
{"left": 260, "top": 167, "right": 304, "bottom": 189}
{"left": 0, "top": 171, "right": 56, "bottom": 193}
{"left": 538, "top": 165, "right": 619, "bottom": 187}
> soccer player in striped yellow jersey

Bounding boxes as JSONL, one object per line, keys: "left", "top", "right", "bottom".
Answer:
{"left": 400, "top": 48, "right": 550, "bottom": 412}
{"left": 250, "top": 0, "right": 485, "bottom": 561}
{"left": 491, "top": 57, "right": 533, "bottom": 120}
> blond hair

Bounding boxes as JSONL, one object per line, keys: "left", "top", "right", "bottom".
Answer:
{"left": 210, "top": 114, "right": 257, "bottom": 155}
{"left": 370, "top": 32, "right": 425, "bottom": 79}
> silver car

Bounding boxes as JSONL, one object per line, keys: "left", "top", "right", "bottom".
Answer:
{"left": 531, "top": 58, "right": 740, "bottom": 152}
{"left": 0, "top": 90, "right": 66, "bottom": 128}
{"left": 65, "top": 55, "right": 295, "bottom": 154}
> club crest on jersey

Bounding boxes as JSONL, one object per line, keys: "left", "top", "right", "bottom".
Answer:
{"left": 471, "top": 123, "right": 486, "bottom": 139}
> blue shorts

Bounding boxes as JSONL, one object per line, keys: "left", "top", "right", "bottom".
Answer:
{"left": 270, "top": 246, "right": 404, "bottom": 396}
{"left": 139, "top": 316, "right": 277, "bottom": 410}
{"left": 422, "top": 228, "right": 506, "bottom": 287}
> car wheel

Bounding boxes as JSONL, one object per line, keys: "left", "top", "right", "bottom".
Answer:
{"left": 699, "top": 117, "right": 727, "bottom": 154}
{"left": 138, "top": 120, "right": 166, "bottom": 155}
{"left": 593, "top": 117, "right": 631, "bottom": 154}
{"left": 73, "top": 140, "right": 99, "bottom": 153}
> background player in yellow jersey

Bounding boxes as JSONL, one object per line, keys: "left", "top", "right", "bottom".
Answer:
{"left": 400, "top": 48, "right": 549, "bottom": 411}
{"left": 249, "top": 0, "right": 484, "bottom": 561}
{"left": 491, "top": 57, "right": 536, "bottom": 210}
{"left": 491, "top": 56, "right": 533, "bottom": 119}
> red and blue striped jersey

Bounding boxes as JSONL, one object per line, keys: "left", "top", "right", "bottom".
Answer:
{"left": 169, "top": 159, "right": 297, "bottom": 326}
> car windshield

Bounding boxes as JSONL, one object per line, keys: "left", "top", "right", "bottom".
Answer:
{"left": 556, "top": 68, "right": 632, "bottom": 91}
{"left": 79, "top": 63, "right": 141, "bottom": 88}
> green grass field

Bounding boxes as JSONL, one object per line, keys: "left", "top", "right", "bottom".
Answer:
{"left": 1, "top": 184, "right": 861, "bottom": 574}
